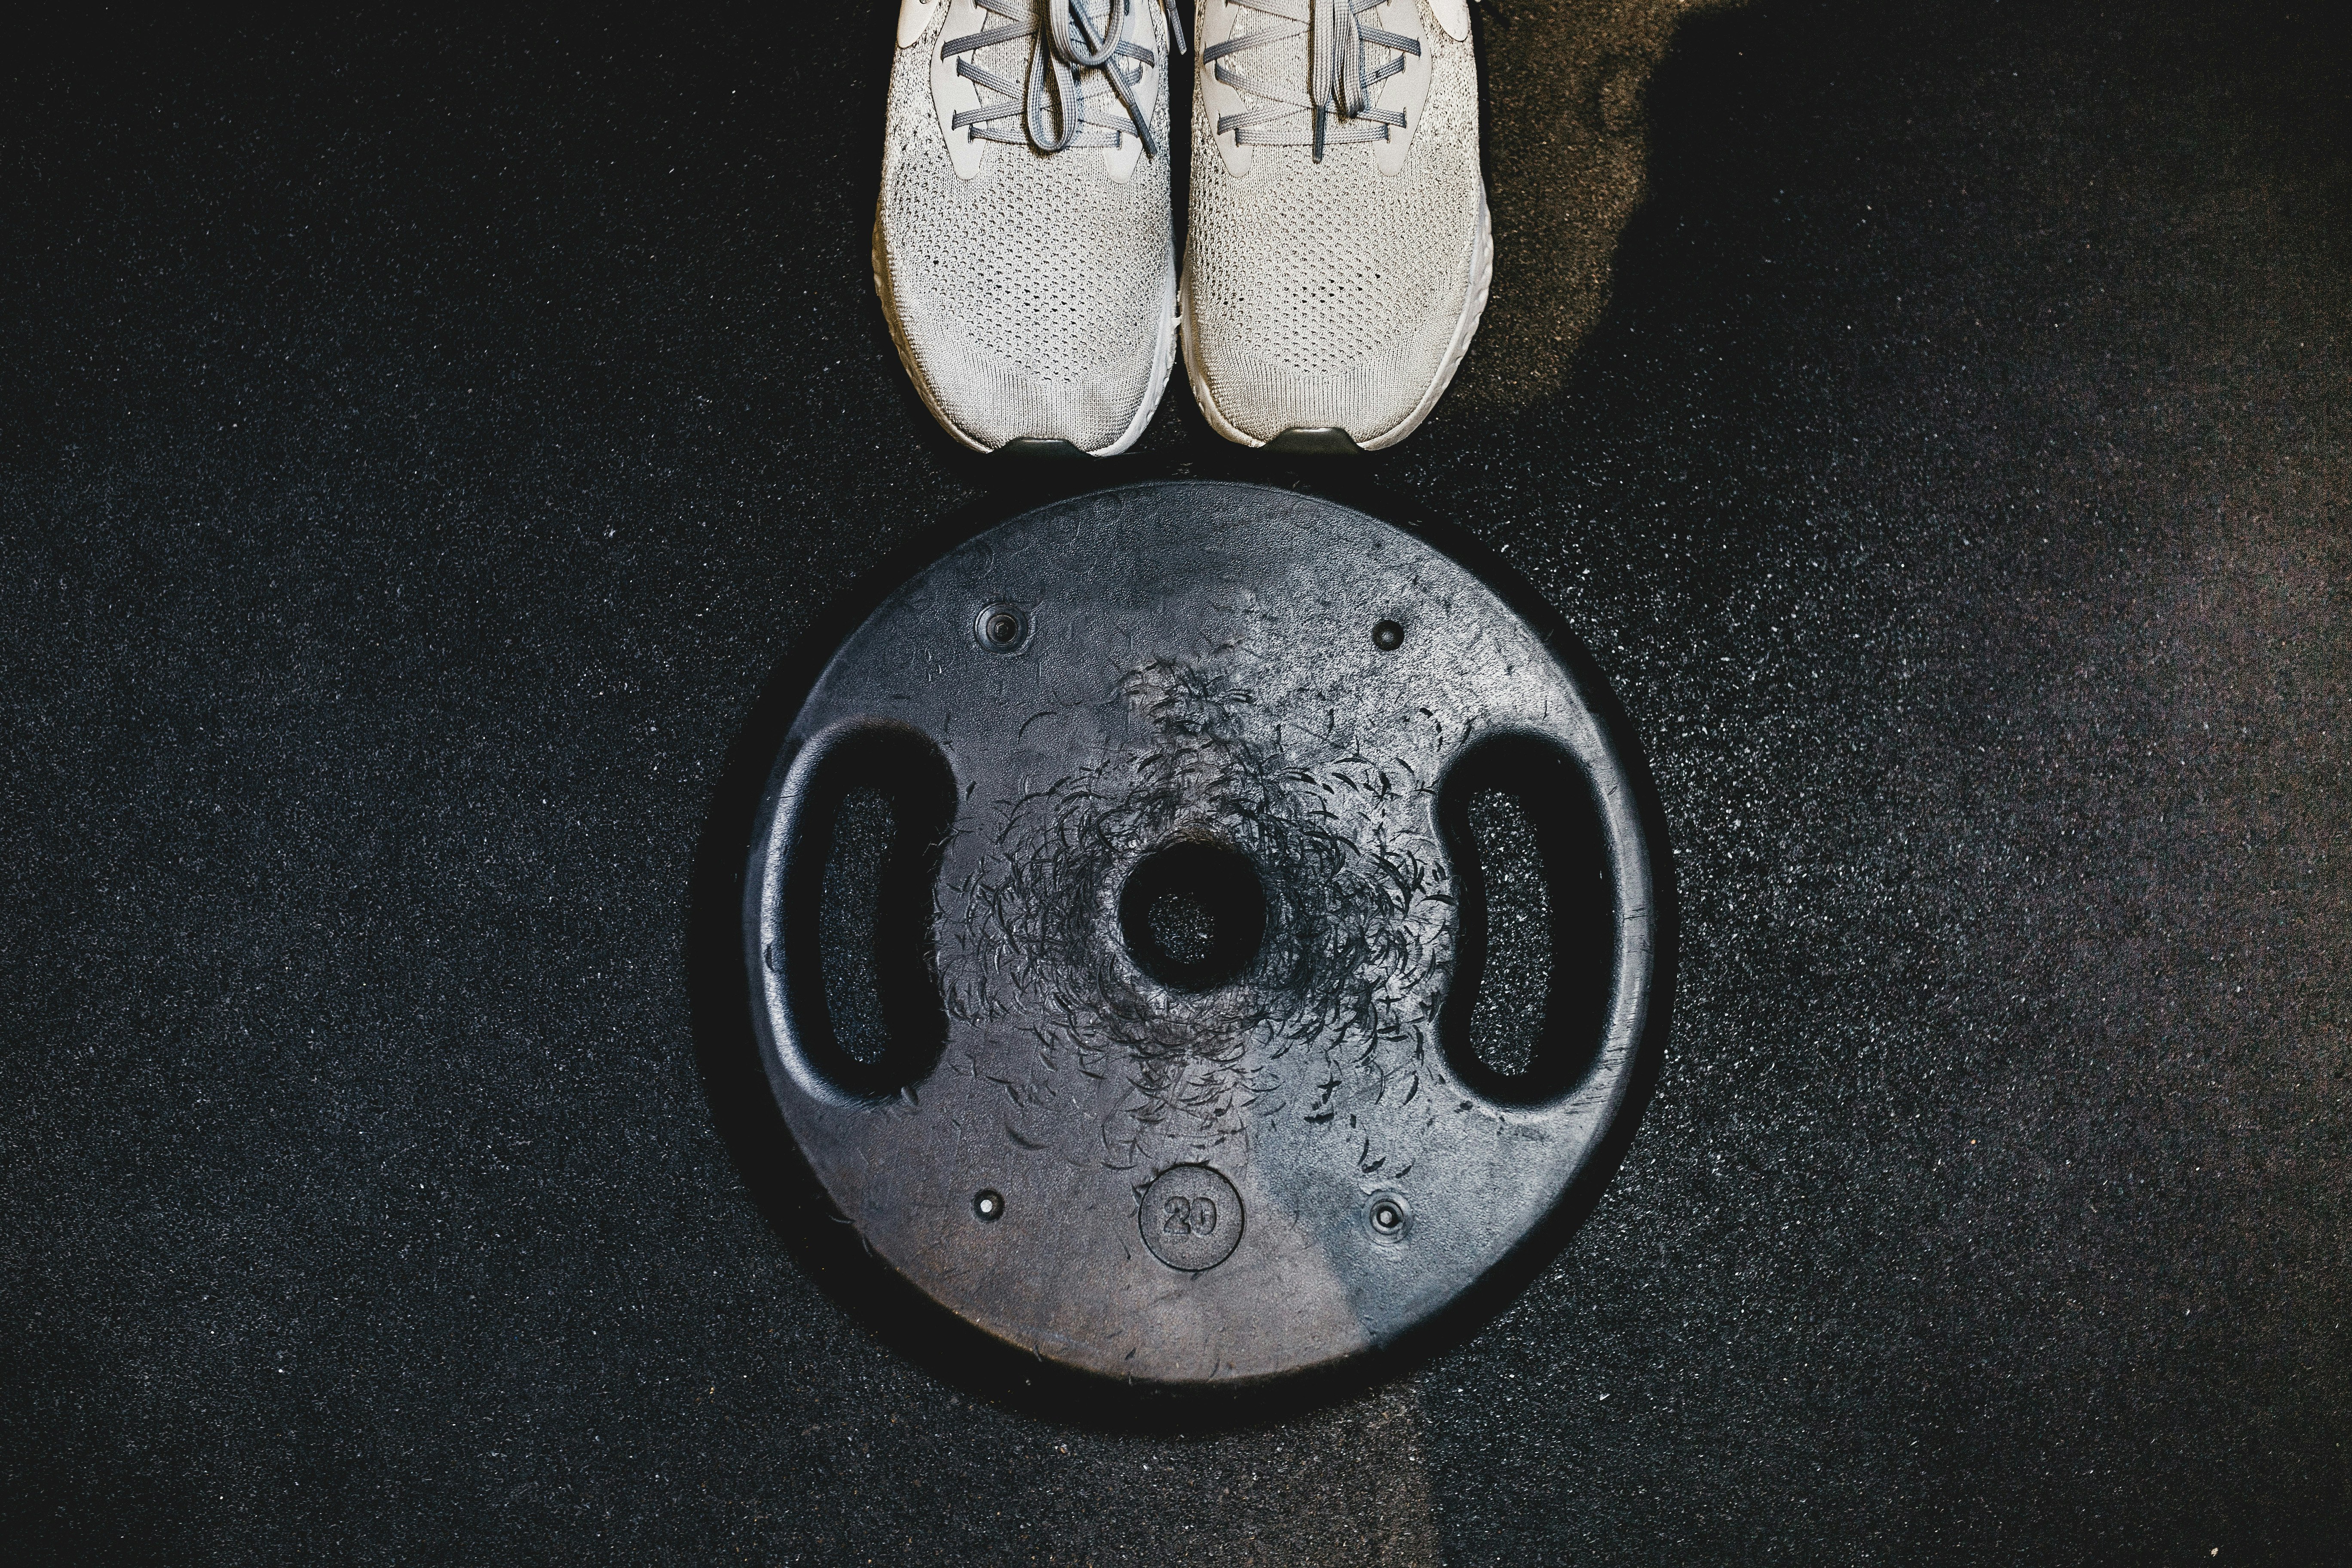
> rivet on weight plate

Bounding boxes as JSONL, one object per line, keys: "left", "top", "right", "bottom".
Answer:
{"left": 976, "top": 602, "right": 1029, "bottom": 652}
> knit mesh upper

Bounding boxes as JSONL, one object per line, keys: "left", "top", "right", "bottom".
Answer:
{"left": 878, "top": 3, "right": 1177, "bottom": 453}
{"left": 1185, "top": 0, "right": 1484, "bottom": 443}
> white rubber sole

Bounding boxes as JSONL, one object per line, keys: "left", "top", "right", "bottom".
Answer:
{"left": 872, "top": 208, "right": 1180, "bottom": 458}
{"left": 1181, "top": 181, "right": 1494, "bottom": 453}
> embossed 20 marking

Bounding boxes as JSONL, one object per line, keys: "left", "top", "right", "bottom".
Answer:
{"left": 1139, "top": 1164, "right": 1244, "bottom": 1272}
{"left": 1161, "top": 1194, "right": 1219, "bottom": 1236}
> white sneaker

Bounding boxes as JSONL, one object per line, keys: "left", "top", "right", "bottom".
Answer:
{"left": 877, "top": 0, "right": 1187, "bottom": 456}
{"left": 1182, "top": 0, "right": 1491, "bottom": 452}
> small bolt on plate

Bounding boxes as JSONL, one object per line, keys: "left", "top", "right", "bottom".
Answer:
{"left": 744, "top": 481, "right": 1671, "bottom": 1387}
{"left": 1366, "top": 1191, "right": 1412, "bottom": 1244}
{"left": 974, "top": 601, "right": 1030, "bottom": 653}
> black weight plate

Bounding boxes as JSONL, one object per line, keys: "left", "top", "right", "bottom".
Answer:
{"left": 744, "top": 480, "right": 1669, "bottom": 1385}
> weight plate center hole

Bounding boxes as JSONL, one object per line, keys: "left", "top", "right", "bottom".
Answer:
{"left": 1118, "top": 841, "right": 1266, "bottom": 993}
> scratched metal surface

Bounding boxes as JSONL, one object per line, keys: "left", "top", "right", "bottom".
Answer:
{"left": 3, "top": 0, "right": 2346, "bottom": 1563}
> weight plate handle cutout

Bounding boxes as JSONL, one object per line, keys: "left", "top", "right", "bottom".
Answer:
{"left": 766, "top": 720, "right": 957, "bottom": 1105}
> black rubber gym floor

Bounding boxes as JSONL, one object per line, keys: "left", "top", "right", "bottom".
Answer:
{"left": 3, "top": 2, "right": 2345, "bottom": 1562}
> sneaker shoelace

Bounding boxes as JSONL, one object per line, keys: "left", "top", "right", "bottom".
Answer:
{"left": 944, "top": 0, "right": 1189, "bottom": 158}
{"left": 1206, "top": 0, "right": 1421, "bottom": 161}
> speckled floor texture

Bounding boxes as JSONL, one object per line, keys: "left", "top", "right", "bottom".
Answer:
{"left": 3, "top": 2, "right": 2345, "bottom": 1563}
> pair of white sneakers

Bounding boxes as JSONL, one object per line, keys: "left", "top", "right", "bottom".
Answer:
{"left": 877, "top": 0, "right": 1490, "bottom": 456}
